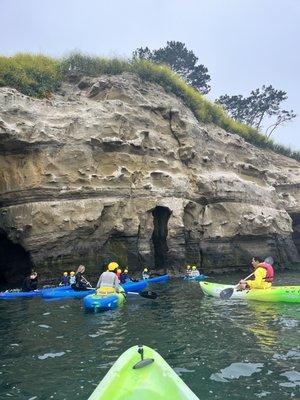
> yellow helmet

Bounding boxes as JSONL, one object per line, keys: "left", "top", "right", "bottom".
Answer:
{"left": 108, "top": 262, "right": 119, "bottom": 271}
{"left": 117, "top": 268, "right": 122, "bottom": 273}
{"left": 124, "top": 269, "right": 128, "bottom": 273}
{"left": 63, "top": 272, "right": 68, "bottom": 276}
{"left": 70, "top": 271, "right": 75, "bottom": 276}
{"left": 187, "top": 265, "right": 191, "bottom": 270}
{"left": 192, "top": 266, "right": 197, "bottom": 270}
{"left": 143, "top": 268, "right": 148, "bottom": 272}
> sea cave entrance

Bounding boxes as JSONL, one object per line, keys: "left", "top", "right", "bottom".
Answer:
{"left": 0, "top": 231, "right": 34, "bottom": 286}
{"left": 291, "top": 212, "right": 300, "bottom": 255}
{"left": 151, "top": 206, "right": 171, "bottom": 269}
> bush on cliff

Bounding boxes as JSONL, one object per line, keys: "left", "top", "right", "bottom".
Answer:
{"left": 0, "top": 53, "right": 61, "bottom": 98}
{"left": 0, "top": 52, "right": 299, "bottom": 161}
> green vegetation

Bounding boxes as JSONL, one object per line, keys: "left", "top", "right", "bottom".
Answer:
{"left": 216, "top": 87, "right": 296, "bottom": 138}
{"left": 133, "top": 41, "right": 211, "bottom": 94}
{"left": 0, "top": 53, "right": 61, "bottom": 97}
{"left": 0, "top": 52, "right": 299, "bottom": 160}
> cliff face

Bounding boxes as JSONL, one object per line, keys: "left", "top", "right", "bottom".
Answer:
{"left": 0, "top": 73, "right": 299, "bottom": 283}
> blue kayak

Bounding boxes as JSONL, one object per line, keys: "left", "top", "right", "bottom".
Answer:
{"left": 83, "top": 281, "right": 148, "bottom": 312}
{"left": 122, "top": 281, "right": 148, "bottom": 292}
{"left": 42, "top": 280, "right": 147, "bottom": 300}
{"left": 42, "top": 287, "right": 95, "bottom": 299}
{"left": 143, "top": 274, "right": 169, "bottom": 283}
{"left": 183, "top": 274, "right": 208, "bottom": 281}
{"left": 0, "top": 289, "right": 43, "bottom": 299}
{"left": 83, "top": 292, "right": 125, "bottom": 312}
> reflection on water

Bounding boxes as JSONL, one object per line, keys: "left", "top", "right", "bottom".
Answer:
{"left": 0, "top": 272, "right": 299, "bottom": 399}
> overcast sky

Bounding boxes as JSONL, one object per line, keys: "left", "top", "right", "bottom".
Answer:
{"left": 1, "top": 0, "right": 299, "bottom": 150}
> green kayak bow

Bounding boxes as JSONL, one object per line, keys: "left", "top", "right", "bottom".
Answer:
{"left": 88, "top": 345, "right": 200, "bottom": 400}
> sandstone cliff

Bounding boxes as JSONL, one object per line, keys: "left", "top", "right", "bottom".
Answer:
{"left": 0, "top": 73, "right": 299, "bottom": 283}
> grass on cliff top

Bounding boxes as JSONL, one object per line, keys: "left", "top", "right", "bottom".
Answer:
{"left": 0, "top": 53, "right": 61, "bottom": 97}
{"left": 0, "top": 52, "right": 299, "bottom": 161}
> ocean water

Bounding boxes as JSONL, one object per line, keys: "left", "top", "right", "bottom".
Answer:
{"left": 0, "top": 272, "right": 299, "bottom": 399}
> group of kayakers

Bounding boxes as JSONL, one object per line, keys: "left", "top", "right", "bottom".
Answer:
{"left": 184, "top": 256, "right": 274, "bottom": 290}
{"left": 21, "top": 256, "right": 274, "bottom": 293}
{"left": 21, "top": 262, "right": 153, "bottom": 293}
{"left": 185, "top": 265, "right": 201, "bottom": 278}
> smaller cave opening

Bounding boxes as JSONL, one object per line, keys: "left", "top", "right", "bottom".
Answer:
{"left": 0, "top": 231, "right": 34, "bottom": 287}
{"left": 151, "top": 206, "right": 171, "bottom": 269}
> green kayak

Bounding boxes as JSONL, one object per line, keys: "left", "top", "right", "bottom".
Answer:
{"left": 88, "top": 345, "right": 200, "bottom": 400}
{"left": 199, "top": 281, "right": 300, "bottom": 303}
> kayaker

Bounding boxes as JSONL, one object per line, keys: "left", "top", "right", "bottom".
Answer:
{"left": 96, "top": 262, "right": 123, "bottom": 294}
{"left": 71, "top": 265, "right": 91, "bottom": 291}
{"left": 190, "top": 266, "right": 200, "bottom": 277}
{"left": 120, "top": 268, "right": 129, "bottom": 284}
{"left": 59, "top": 272, "right": 69, "bottom": 286}
{"left": 142, "top": 268, "right": 150, "bottom": 279}
{"left": 116, "top": 268, "right": 122, "bottom": 280}
{"left": 69, "top": 271, "right": 76, "bottom": 285}
{"left": 237, "top": 256, "right": 274, "bottom": 290}
{"left": 185, "top": 265, "right": 191, "bottom": 277}
{"left": 22, "top": 271, "right": 38, "bottom": 292}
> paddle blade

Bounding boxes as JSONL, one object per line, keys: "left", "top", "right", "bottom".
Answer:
{"left": 219, "top": 287, "right": 234, "bottom": 300}
{"left": 139, "top": 290, "right": 157, "bottom": 299}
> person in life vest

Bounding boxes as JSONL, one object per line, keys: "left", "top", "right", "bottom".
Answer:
{"left": 69, "top": 271, "right": 76, "bottom": 285}
{"left": 237, "top": 256, "right": 274, "bottom": 290}
{"left": 190, "top": 265, "right": 200, "bottom": 277}
{"left": 142, "top": 268, "right": 150, "bottom": 279}
{"left": 185, "top": 265, "right": 191, "bottom": 277}
{"left": 59, "top": 272, "right": 69, "bottom": 286}
{"left": 96, "top": 262, "right": 123, "bottom": 294}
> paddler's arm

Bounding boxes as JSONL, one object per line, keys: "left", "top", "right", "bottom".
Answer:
{"left": 114, "top": 276, "right": 122, "bottom": 292}
{"left": 96, "top": 275, "right": 102, "bottom": 289}
{"left": 246, "top": 268, "right": 267, "bottom": 289}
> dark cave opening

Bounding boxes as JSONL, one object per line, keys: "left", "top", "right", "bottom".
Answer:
{"left": 291, "top": 212, "right": 300, "bottom": 255}
{"left": 0, "top": 231, "right": 34, "bottom": 287}
{"left": 151, "top": 206, "right": 171, "bottom": 269}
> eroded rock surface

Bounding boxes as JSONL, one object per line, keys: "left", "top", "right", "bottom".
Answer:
{"left": 0, "top": 73, "right": 299, "bottom": 282}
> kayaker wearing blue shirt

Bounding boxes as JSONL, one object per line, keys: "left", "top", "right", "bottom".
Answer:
{"left": 120, "top": 269, "right": 130, "bottom": 284}
{"left": 22, "top": 271, "right": 38, "bottom": 292}
{"left": 59, "top": 272, "right": 69, "bottom": 286}
{"left": 96, "top": 262, "right": 123, "bottom": 294}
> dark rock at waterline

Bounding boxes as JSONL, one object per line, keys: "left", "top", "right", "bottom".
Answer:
{"left": 0, "top": 74, "right": 299, "bottom": 283}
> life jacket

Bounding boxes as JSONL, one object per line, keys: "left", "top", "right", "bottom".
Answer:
{"left": 258, "top": 262, "right": 274, "bottom": 282}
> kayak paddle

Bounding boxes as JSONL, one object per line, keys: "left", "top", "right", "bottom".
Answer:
{"left": 90, "top": 288, "right": 158, "bottom": 300}
{"left": 127, "top": 290, "right": 158, "bottom": 300}
{"left": 219, "top": 256, "right": 274, "bottom": 300}
{"left": 219, "top": 272, "right": 254, "bottom": 300}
